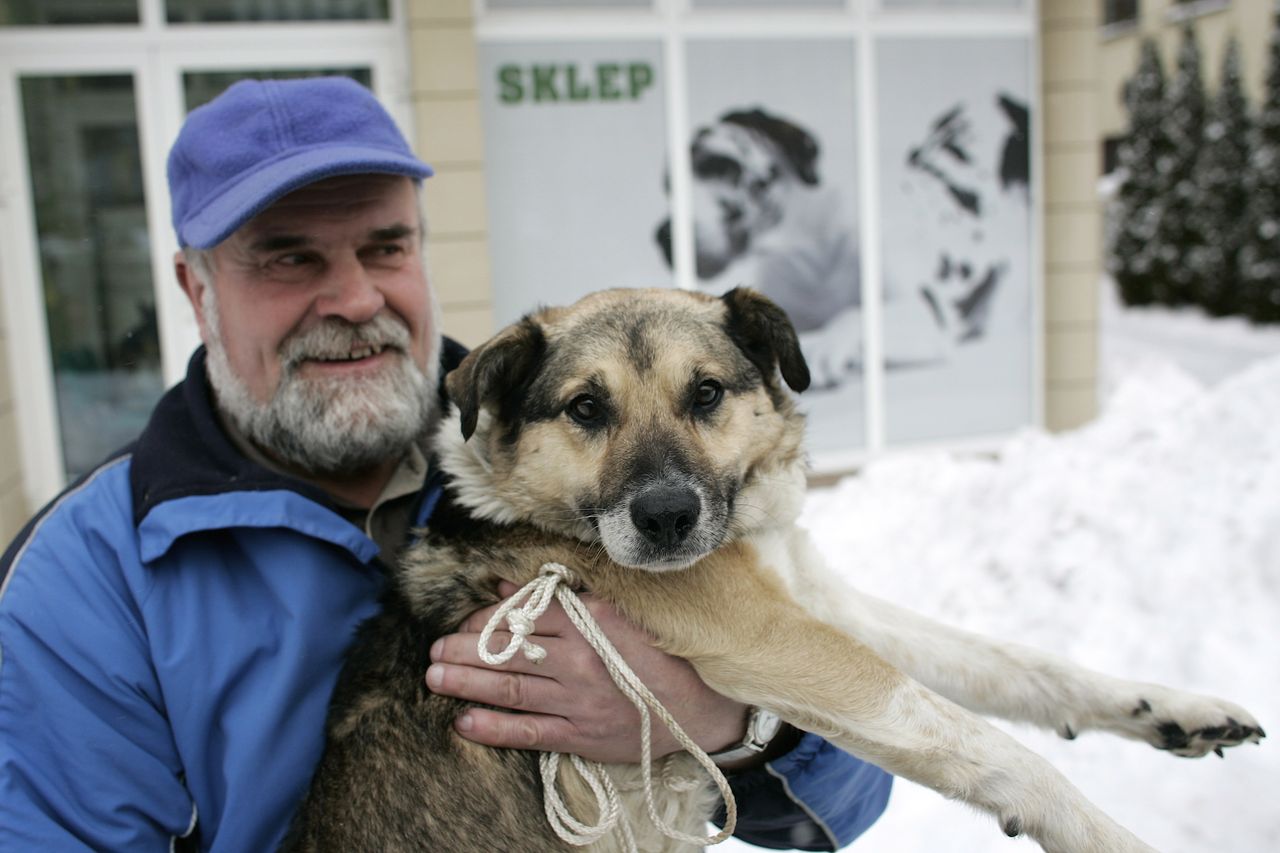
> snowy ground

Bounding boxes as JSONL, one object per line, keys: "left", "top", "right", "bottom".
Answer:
{"left": 720, "top": 280, "right": 1280, "bottom": 852}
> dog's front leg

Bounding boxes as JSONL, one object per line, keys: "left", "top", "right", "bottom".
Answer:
{"left": 778, "top": 530, "right": 1265, "bottom": 758}
{"left": 603, "top": 559, "right": 1154, "bottom": 852}
{"left": 697, "top": 605, "right": 1152, "bottom": 852}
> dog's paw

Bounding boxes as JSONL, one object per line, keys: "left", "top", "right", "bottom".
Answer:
{"left": 1093, "top": 683, "right": 1265, "bottom": 758}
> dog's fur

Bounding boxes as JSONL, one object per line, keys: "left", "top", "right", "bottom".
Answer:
{"left": 283, "top": 287, "right": 1263, "bottom": 853}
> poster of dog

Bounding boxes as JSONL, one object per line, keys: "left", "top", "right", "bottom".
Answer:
{"left": 672, "top": 37, "right": 868, "bottom": 456}
{"left": 876, "top": 36, "right": 1033, "bottom": 444}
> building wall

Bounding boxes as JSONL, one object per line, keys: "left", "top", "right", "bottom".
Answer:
{"left": 407, "top": 0, "right": 494, "bottom": 350}
{"left": 0, "top": 276, "right": 29, "bottom": 543}
{"left": 1042, "top": 0, "right": 1104, "bottom": 430}
{"left": 1101, "top": 0, "right": 1277, "bottom": 141}
{"left": 0, "top": 3, "right": 1104, "bottom": 533}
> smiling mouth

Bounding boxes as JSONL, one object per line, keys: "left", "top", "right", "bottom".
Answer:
{"left": 307, "top": 344, "right": 390, "bottom": 363}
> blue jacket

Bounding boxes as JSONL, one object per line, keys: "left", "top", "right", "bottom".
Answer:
{"left": 0, "top": 346, "right": 891, "bottom": 851}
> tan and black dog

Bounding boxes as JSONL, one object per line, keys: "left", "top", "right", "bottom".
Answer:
{"left": 284, "top": 287, "right": 1262, "bottom": 853}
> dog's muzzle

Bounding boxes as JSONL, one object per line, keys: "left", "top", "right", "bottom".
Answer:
{"left": 595, "top": 479, "right": 725, "bottom": 572}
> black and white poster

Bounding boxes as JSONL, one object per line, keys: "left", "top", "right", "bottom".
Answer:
{"left": 478, "top": 40, "right": 671, "bottom": 325}
{"left": 681, "top": 38, "right": 865, "bottom": 455}
{"left": 877, "top": 36, "right": 1033, "bottom": 444}
{"left": 476, "top": 23, "right": 1036, "bottom": 462}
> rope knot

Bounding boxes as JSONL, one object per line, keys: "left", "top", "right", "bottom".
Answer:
{"left": 540, "top": 561, "right": 576, "bottom": 585}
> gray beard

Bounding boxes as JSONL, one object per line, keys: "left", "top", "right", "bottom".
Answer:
{"left": 202, "top": 291, "right": 440, "bottom": 479}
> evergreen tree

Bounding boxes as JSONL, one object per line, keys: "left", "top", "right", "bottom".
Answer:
{"left": 1240, "top": 19, "right": 1280, "bottom": 324}
{"left": 1108, "top": 38, "right": 1172, "bottom": 306}
{"left": 1188, "top": 37, "right": 1252, "bottom": 316}
{"left": 1154, "top": 25, "right": 1209, "bottom": 306}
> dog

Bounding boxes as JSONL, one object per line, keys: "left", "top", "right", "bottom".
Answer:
{"left": 898, "top": 92, "right": 1031, "bottom": 344}
{"left": 654, "top": 108, "right": 861, "bottom": 338}
{"left": 283, "top": 287, "right": 1263, "bottom": 852}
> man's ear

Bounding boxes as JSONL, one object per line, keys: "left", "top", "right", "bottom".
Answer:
{"left": 445, "top": 317, "right": 547, "bottom": 441}
{"left": 174, "top": 250, "right": 211, "bottom": 345}
{"left": 721, "top": 287, "right": 810, "bottom": 393}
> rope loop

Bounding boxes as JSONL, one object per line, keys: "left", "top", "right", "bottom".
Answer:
{"left": 476, "top": 563, "right": 738, "bottom": 850}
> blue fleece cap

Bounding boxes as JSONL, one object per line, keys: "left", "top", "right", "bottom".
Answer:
{"left": 167, "top": 76, "right": 433, "bottom": 248}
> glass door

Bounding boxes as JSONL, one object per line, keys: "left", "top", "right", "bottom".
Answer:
{"left": 19, "top": 73, "right": 161, "bottom": 478}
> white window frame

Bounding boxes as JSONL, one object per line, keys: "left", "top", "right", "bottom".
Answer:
{"left": 0, "top": 0, "right": 416, "bottom": 507}
{"left": 474, "top": 0, "right": 1045, "bottom": 473}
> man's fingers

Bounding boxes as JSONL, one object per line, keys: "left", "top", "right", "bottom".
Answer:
{"left": 453, "top": 707, "right": 580, "bottom": 753}
{"left": 426, "top": 662, "right": 568, "bottom": 715}
{"left": 431, "top": 632, "right": 589, "bottom": 676}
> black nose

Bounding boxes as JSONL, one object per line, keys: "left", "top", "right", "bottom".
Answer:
{"left": 630, "top": 486, "right": 700, "bottom": 549}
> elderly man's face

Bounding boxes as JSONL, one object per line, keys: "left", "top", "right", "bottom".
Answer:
{"left": 179, "top": 174, "right": 441, "bottom": 476}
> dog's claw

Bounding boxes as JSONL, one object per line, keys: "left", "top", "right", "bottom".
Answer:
{"left": 1002, "top": 816, "right": 1022, "bottom": 838}
{"left": 1214, "top": 746, "right": 1225, "bottom": 758}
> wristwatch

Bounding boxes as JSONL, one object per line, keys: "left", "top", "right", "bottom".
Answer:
{"left": 709, "top": 706, "right": 783, "bottom": 766}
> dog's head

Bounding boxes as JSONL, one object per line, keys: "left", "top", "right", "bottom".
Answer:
{"left": 900, "top": 92, "right": 1030, "bottom": 338}
{"left": 655, "top": 108, "right": 821, "bottom": 280}
{"left": 441, "top": 287, "right": 810, "bottom": 572}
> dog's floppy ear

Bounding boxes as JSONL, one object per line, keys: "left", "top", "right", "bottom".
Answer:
{"left": 721, "top": 108, "right": 821, "bottom": 186}
{"left": 445, "top": 317, "right": 546, "bottom": 441}
{"left": 721, "top": 287, "right": 810, "bottom": 393}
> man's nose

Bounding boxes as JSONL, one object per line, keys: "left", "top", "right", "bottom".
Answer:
{"left": 314, "top": 256, "right": 386, "bottom": 323}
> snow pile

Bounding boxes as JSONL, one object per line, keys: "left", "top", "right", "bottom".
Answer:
{"left": 727, "top": 355, "right": 1280, "bottom": 852}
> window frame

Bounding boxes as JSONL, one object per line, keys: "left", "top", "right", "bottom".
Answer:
{"left": 474, "top": 0, "right": 1044, "bottom": 471}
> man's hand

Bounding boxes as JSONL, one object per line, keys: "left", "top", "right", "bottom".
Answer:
{"left": 426, "top": 582, "right": 749, "bottom": 764}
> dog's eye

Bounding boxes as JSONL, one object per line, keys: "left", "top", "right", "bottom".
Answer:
{"left": 567, "top": 394, "right": 603, "bottom": 426}
{"left": 693, "top": 380, "right": 723, "bottom": 412}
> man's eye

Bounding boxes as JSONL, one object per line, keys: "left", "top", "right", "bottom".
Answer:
{"left": 567, "top": 395, "right": 603, "bottom": 426}
{"left": 693, "top": 380, "right": 723, "bottom": 412}
{"left": 275, "top": 253, "right": 314, "bottom": 267}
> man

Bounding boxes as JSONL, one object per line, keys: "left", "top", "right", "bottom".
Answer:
{"left": 0, "top": 77, "right": 891, "bottom": 850}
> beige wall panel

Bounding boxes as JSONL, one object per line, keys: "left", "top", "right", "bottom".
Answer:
{"left": 407, "top": 0, "right": 472, "bottom": 23}
{"left": 429, "top": 239, "right": 492, "bottom": 305}
{"left": 1045, "top": 208, "right": 1102, "bottom": 269}
{"left": 1045, "top": 144, "right": 1099, "bottom": 206}
{"left": 1044, "top": 89, "right": 1098, "bottom": 145}
{"left": 1046, "top": 326, "right": 1098, "bottom": 384}
{"left": 0, "top": 487, "right": 29, "bottom": 547}
{"left": 440, "top": 304, "right": 495, "bottom": 349}
{"left": 1041, "top": 0, "right": 1098, "bottom": 27}
{"left": 1045, "top": 383, "right": 1096, "bottom": 431}
{"left": 0, "top": 344, "right": 12, "bottom": 411}
{"left": 423, "top": 169, "right": 488, "bottom": 236}
{"left": 409, "top": 26, "right": 479, "bottom": 95}
{"left": 415, "top": 98, "right": 485, "bottom": 166}
{"left": 1045, "top": 271, "right": 1101, "bottom": 327}
{"left": 1044, "top": 27, "right": 1098, "bottom": 87}
{"left": 0, "top": 410, "right": 18, "bottom": 485}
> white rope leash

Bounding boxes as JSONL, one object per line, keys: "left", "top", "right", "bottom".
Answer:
{"left": 478, "top": 563, "right": 739, "bottom": 850}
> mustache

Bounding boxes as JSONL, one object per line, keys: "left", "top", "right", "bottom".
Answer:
{"left": 279, "top": 314, "right": 412, "bottom": 369}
